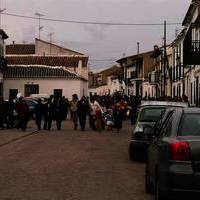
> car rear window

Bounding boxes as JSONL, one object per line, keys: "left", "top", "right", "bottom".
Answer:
{"left": 179, "top": 114, "right": 200, "bottom": 136}
{"left": 138, "top": 107, "right": 166, "bottom": 122}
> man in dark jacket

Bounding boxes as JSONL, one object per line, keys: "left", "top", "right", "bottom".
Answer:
{"left": 35, "top": 98, "right": 43, "bottom": 130}
{"left": 16, "top": 97, "right": 30, "bottom": 131}
{"left": 77, "top": 96, "right": 89, "bottom": 131}
{"left": 7, "top": 97, "right": 15, "bottom": 129}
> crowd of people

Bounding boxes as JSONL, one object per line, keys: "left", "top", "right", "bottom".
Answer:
{"left": 0, "top": 92, "right": 137, "bottom": 132}
{"left": 0, "top": 92, "right": 190, "bottom": 132}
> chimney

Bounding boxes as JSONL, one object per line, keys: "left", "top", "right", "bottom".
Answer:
{"left": 154, "top": 45, "right": 159, "bottom": 50}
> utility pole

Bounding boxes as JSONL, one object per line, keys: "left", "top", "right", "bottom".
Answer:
{"left": 35, "top": 12, "right": 44, "bottom": 39}
{"left": 163, "top": 20, "right": 167, "bottom": 97}
{"left": 137, "top": 42, "right": 142, "bottom": 97}
{"left": 137, "top": 42, "right": 140, "bottom": 54}
{"left": 48, "top": 32, "right": 54, "bottom": 55}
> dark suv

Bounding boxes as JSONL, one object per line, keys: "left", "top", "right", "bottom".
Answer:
{"left": 146, "top": 108, "right": 200, "bottom": 199}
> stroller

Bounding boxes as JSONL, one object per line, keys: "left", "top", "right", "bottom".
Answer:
{"left": 104, "top": 109, "right": 114, "bottom": 131}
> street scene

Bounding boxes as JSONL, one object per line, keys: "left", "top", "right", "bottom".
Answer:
{"left": 0, "top": 0, "right": 200, "bottom": 199}
{"left": 0, "top": 121, "right": 151, "bottom": 200}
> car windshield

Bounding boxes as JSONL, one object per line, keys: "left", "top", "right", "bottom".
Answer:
{"left": 179, "top": 114, "right": 200, "bottom": 136}
{"left": 138, "top": 107, "right": 166, "bottom": 122}
{"left": 25, "top": 100, "right": 37, "bottom": 106}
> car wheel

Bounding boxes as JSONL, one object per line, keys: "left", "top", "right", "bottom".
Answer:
{"left": 129, "top": 143, "right": 138, "bottom": 161}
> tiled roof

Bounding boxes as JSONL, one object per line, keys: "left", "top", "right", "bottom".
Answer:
{"left": 116, "top": 50, "right": 154, "bottom": 64}
{"left": 0, "top": 29, "right": 8, "bottom": 40}
{"left": 3, "top": 65, "right": 81, "bottom": 79}
{"left": 6, "top": 55, "right": 88, "bottom": 68}
{"left": 99, "top": 65, "right": 123, "bottom": 75}
{"left": 36, "top": 38, "right": 84, "bottom": 55}
{"left": 6, "top": 44, "right": 35, "bottom": 55}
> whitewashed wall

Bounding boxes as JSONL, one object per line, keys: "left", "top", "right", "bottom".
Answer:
{"left": 35, "top": 39, "right": 79, "bottom": 56}
{"left": 3, "top": 78, "right": 88, "bottom": 100}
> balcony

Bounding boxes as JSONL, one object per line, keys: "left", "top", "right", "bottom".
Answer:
{"left": 191, "top": 40, "right": 200, "bottom": 53}
{"left": 149, "top": 71, "right": 160, "bottom": 84}
{"left": 130, "top": 71, "right": 137, "bottom": 79}
{"left": 183, "top": 34, "right": 200, "bottom": 65}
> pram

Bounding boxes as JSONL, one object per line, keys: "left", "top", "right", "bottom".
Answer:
{"left": 104, "top": 110, "right": 114, "bottom": 130}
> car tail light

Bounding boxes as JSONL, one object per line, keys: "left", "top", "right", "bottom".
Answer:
{"left": 170, "top": 141, "right": 191, "bottom": 161}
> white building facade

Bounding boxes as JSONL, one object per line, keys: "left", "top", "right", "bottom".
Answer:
{"left": 5, "top": 39, "right": 89, "bottom": 100}
{"left": 171, "top": 0, "right": 200, "bottom": 106}
{"left": 3, "top": 66, "right": 88, "bottom": 100}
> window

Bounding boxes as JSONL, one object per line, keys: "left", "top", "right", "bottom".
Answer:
{"left": 191, "top": 82, "right": 193, "bottom": 105}
{"left": 154, "top": 111, "right": 174, "bottom": 137}
{"left": 54, "top": 89, "right": 62, "bottom": 97}
{"left": 24, "top": 84, "right": 39, "bottom": 97}
{"left": 139, "top": 107, "right": 166, "bottom": 122}
{"left": 161, "top": 117, "right": 173, "bottom": 137}
{"left": 179, "top": 114, "right": 200, "bottom": 136}
{"left": 97, "top": 74, "right": 103, "bottom": 85}
{"left": 9, "top": 89, "right": 18, "bottom": 99}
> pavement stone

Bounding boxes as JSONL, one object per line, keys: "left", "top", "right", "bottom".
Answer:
{"left": 0, "top": 121, "right": 37, "bottom": 146}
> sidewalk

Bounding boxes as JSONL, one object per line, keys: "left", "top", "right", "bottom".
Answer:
{"left": 0, "top": 121, "right": 37, "bottom": 146}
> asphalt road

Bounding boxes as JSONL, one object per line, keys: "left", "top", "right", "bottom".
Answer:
{"left": 0, "top": 121, "right": 152, "bottom": 200}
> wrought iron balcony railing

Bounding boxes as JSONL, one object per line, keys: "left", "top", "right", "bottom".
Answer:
{"left": 191, "top": 40, "right": 200, "bottom": 53}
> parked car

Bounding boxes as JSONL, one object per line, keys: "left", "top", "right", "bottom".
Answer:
{"left": 129, "top": 101, "right": 188, "bottom": 161}
{"left": 23, "top": 98, "right": 38, "bottom": 119}
{"left": 145, "top": 107, "right": 200, "bottom": 199}
{"left": 29, "top": 93, "right": 49, "bottom": 100}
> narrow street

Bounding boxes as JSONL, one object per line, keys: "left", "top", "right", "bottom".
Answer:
{"left": 0, "top": 121, "right": 152, "bottom": 200}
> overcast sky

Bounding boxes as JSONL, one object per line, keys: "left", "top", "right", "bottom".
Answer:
{"left": 2, "top": 0, "right": 191, "bottom": 71}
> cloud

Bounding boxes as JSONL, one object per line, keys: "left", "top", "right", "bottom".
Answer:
{"left": 83, "top": 24, "right": 111, "bottom": 40}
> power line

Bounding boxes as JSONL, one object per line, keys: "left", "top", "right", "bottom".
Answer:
{"left": 90, "top": 59, "right": 116, "bottom": 61}
{"left": 2, "top": 12, "right": 182, "bottom": 26}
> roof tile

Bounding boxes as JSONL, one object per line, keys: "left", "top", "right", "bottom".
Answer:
{"left": 6, "top": 44, "right": 35, "bottom": 55}
{"left": 6, "top": 55, "right": 88, "bottom": 68}
{"left": 3, "top": 65, "right": 79, "bottom": 79}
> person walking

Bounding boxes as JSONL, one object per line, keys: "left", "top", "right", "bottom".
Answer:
{"left": 7, "top": 97, "right": 15, "bottom": 129}
{"left": 77, "top": 96, "right": 89, "bottom": 131}
{"left": 16, "top": 97, "right": 30, "bottom": 131}
{"left": 89, "top": 98, "right": 98, "bottom": 130}
{"left": 70, "top": 94, "right": 78, "bottom": 130}
{"left": 35, "top": 98, "right": 43, "bottom": 131}
{"left": 61, "top": 97, "right": 69, "bottom": 120}
{"left": 41, "top": 98, "right": 49, "bottom": 130}
{"left": 47, "top": 95, "right": 55, "bottom": 131}
{"left": 113, "top": 100, "right": 124, "bottom": 132}
{"left": 54, "top": 96, "right": 63, "bottom": 131}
